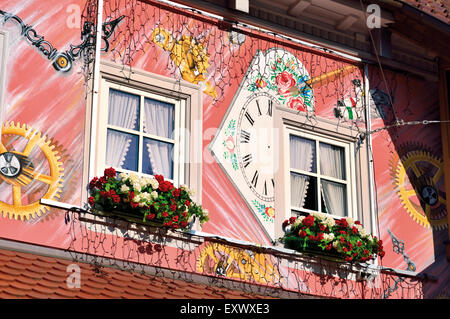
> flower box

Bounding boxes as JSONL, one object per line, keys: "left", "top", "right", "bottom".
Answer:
{"left": 281, "top": 212, "right": 385, "bottom": 263}
{"left": 87, "top": 168, "right": 209, "bottom": 231}
{"left": 283, "top": 235, "right": 345, "bottom": 263}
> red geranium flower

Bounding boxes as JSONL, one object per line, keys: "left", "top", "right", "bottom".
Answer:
{"left": 159, "top": 181, "right": 174, "bottom": 192}
{"left": 172, "top": 188, "right": 181, "bottom": 197}
{"left": 104, "top": 167, "right": 116, "bottom": 178}
{"left": 130, "top": 202, "right": 139, "bottom": 209}
{"left": 302, "top": 215, "right": 315, "bottom": 227}
{"left": 89, "top": 177, "right": 99, "bottom": 190}
{"left": 88, "top": 196, "right": 95, "bottom": 206}
{"left": 154, "top": 174, "right": 164, "bottom": 183}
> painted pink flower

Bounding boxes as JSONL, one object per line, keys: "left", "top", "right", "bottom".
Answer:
{"left": 225, "top": 136, "right": 235, "bottom": 153}
{"left": 275, "top": 71, "right": 296, "bottom": 94}
{"left": 287, "top": 97, "right": 306, "bottom": 112}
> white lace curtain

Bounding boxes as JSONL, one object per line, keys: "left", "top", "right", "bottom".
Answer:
{"left": 143, "top": 97, "right": 174, "bottom": 178}
{"left": 319, "top": 143, "right": 346, "bottom": 217}
{"left": 290, "top": 136, "right": 347, "bottom": 217}
{"left": 106, "top": 89, "right": 139, "bottom": 169}
{"left": 105, "top": 90, "right": 175, "bottom": 179}
{"left": 290, "top": 136, "right": 315, "bottom": 208}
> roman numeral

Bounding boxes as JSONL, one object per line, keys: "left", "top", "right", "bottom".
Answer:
{"left": 245, "top": 111, "right": 254, "bottom": 126}
{"left": 263, "top": 180, "right": 267, "bottom": 196}
{"left": 243, "top": 154, "right": 252, "bottom": 168}
{"left": 255, "top": 99, "right": 262, "bottom": 116}
{"left": 251, "top": 170, "right": 259, "bottom": 188}
{"left": 240, "top": 130, "right": 250, "bottom": 143}
{"left": 267, "top": 99, "right": 273, "bottom": 116}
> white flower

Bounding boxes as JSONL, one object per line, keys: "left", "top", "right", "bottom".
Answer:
{"left": 150, "top": 178, "right": 159, "bottom": 190}
{"left": 324, "top": 217, "right": 335, "bottom": 227}
{"left": 132, "top": 194, "right": 141, "bottom": 203}
{"left": 119, "top": 172, "right": 129, "bottom": 181}
{"left": 132, "top": 182, "right": 142, "bottom": 192}
{"left": 120, "top": 184, "right": 130, "bottom": 193}
{"left": 323, "top": 233, "right": 335, "bottom": 241}
{"left": 311, "top": 211, "right": 326, "bottom": 220}
{"left": 346, "top": 217, "right": 355, "bottom": 227}
{"left": 332, "top": 241, "right": 339, "bottom": 249}
{"left": 203, "top": 209, "right": 209, "bottom": 217}
{"left": 293, "top": 216, "right": 305, "bottom": 227}
{"left": 129, "top": 173, "right": 139, "bottom": 183}
{"left": 151, "top": 191, "right": 158, "bottom": 200}
{"left": 140, "top": 192, "right": 151, "bottom": 201}
{"left": 358, "top": 228, "right": 369, "bottom": 238}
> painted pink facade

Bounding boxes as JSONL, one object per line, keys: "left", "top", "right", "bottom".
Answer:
{"left": 0, "top": 0, "right": 447, "bottom": 298}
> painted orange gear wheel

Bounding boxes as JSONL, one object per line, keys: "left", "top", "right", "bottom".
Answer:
{"left": 0, "top": 122, "right": 64, "bottom": 220}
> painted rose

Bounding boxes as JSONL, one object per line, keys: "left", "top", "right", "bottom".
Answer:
{"left": 287, "top": 97, "right": 306, "bottom": 112}
{"left": 265, "top": 206, "right": 275, "bottom": 218}
{"left": 275, "top": 71, "right": 296, "bottom": 94}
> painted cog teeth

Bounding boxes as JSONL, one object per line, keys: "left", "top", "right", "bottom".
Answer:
{"left": 0, "top": 121, "right": 64, "bottom": 221}
{"left": 392, "top": 147, "right": 447, "bottom": 230}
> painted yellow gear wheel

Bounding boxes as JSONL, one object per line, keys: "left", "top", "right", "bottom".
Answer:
{"left": 0, "top": 122, "right": 64, "bottom": 221}
{"left": 196, "top": 242, "right": 280, "bottom": 285}
{"left": 395, "top": 150, "right": 447, "bottom": 230}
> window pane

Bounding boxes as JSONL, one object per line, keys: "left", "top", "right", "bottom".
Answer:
{"left": 290, "top": 135, "right": 316, "bottom": 173}
{"left": 106, "top": 129, "right": 138, "bottom": 172}
{"left": 108, "top": 89, "right": 140, "bottom": 131}
{"left": 291, "top": 172, "right": 317, "bottom": 211}
{"left": 143, "top": 97, "right": 175, "bottom": 139}
{"left": 319, "top": 142, "right": 345, "bottom": 180}
{"left": 321, "top": 180, "right": 346, "bottom": 217}
{"left": 143, "top": 137, "right": 174, "bottom": 179}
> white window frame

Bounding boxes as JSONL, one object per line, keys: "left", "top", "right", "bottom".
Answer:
{"left": 273, "top": 107, "right": 371, "bottom": 239}
{"left": 98, "top": 80, "right": 186, "bottom": 185}
{"left": 285, "top": 126, "right": 357, "bottom": 219}
{"left": 85, "top": 61, "right": 203, "bottom": 204}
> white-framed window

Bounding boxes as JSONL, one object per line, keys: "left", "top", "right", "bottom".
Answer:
{"left": 98, "top": 80, "right": 185, "bottom": 184}
{"left": 286, "top": 127, "right": 356, "bottom": 219}
{"left": 273, "top": 108, "right": 367, "bottom": 239}
{"left": 87, "top": 61, "right": 204, "bottom": 203}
